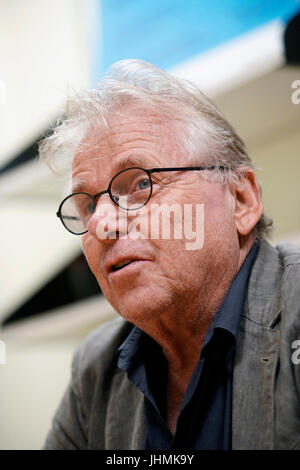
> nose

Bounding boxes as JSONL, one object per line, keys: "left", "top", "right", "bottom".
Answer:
{"left": 87, "top": 194, "right": 128, "bottom": 242}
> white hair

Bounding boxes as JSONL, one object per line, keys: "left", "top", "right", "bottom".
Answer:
{"left": 39, "top": 59, "right": 273, "bottom": 238}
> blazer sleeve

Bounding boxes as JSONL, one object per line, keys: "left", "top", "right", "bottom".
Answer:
{"left": 42, "top": 347, "right": 88, "bottom": 450}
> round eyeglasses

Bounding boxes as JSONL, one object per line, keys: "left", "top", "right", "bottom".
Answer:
{"left": 56, "top": 165, "right": 218, "bottom": 235}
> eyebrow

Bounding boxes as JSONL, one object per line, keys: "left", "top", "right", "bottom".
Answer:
{"left": 71, "top": 181, "right": 89, "bottom": 194}
{"left": 71, "top": 155, "right": 151, "bottom": 194}
{"left": 111, "top": 155, "right": 151, "bottom": 173}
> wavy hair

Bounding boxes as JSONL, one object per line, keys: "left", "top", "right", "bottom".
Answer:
{"left": 39, "top": 59, "right": 273, "bottom": 239}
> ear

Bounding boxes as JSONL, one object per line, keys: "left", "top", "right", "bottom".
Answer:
{"left": 229, "top": 168, "right": 264, "bottom": 237}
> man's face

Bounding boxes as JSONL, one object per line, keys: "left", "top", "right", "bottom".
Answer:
{"left": 72, "top": 108, "right": 240, "bottom": 330}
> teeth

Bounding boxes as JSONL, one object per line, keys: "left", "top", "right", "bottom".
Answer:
{"left": 113, "top": 259, "right": 133, "bottom": 270}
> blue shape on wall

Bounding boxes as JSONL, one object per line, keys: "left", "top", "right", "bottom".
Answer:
{"left": 93, "top": 0, "right": 300, "bottom": 81}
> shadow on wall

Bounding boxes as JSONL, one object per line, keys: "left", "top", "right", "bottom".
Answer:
{"left": 4, "top": 253, "right": 101, "bottom": 326}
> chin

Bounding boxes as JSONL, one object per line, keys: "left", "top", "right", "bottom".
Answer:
{"left": 110, "top": 289, "right": 170, "bottom": 327}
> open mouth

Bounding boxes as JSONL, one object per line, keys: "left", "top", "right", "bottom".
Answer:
{"left": 111, "top": 259, "right": 135, "bottom": 272}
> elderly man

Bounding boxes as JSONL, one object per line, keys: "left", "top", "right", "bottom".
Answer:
{"left": 40, "top": 60, "right": 300, "bottom": 450}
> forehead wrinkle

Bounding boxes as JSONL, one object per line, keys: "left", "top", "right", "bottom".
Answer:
{"left": 107, "top": 109, "right": 176, "bottom": 145}
{"left": 75, "top": 107, "right": 178, "bottom": 164}
{"left": 109, "top": 125, "right": 158, "bottom": 141}
{"left": 72, "top": 153, "right": 153, "bottom": 195}
{"left": 71, "top": 110, "right": 182, "bottom": 193}
{"left": 110, "top": 154, "right": 155, "bottom": 173}
{"left": 75, "top": 125, "right": 162, "bottom": 168}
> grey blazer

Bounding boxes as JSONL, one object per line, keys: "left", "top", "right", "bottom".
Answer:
{"left": 44, "top": 240, "right": 300, "bottom": 450}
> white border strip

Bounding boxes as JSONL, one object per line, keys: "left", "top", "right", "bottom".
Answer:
{"left": 169, "top": 20, "right": 285, "bottom": 97}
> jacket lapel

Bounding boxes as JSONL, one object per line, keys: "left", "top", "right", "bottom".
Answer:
{"left": 232, "top": 241, "right": 282, "bottom": 449}
{"left": 106, "top": 367, "right": 146, "bottom": 449}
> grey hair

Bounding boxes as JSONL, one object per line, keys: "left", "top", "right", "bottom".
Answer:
{"left": 39, "top": 59, "right": 273, "bottom": 239}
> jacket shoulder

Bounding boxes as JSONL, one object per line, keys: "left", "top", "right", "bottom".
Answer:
{"left": 275, "top": 242, "right": 300, "bottom": 327}
{"left": 243, "top": 240, "right": 300, "bottom": 327}
{"left": 72, "top": 315, "right": 132, "bottom": 387}
{"left": 275, "top": 241, "right": 300, "bottom": 308}
{"left": 275, "top": 241, "right": 300, "bottom": 268}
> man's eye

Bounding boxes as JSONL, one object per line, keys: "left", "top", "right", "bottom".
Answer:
{"left": 88, "top": 201, "right": 96, "bottom": 214}
{"left": 137, "top": 179, "right": 151, "bottom": 190}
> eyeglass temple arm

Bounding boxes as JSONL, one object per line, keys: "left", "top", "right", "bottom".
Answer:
{"left": 148, "top": 166, "right": 223, "bottom": 174}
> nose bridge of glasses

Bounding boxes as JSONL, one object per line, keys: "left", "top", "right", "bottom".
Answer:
{"left": 92, "top": 189, "right": 116, "bottom": 212}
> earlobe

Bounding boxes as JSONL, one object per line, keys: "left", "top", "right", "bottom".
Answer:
{"left": 231, "top": 170, "right": 263, "bottom": 237}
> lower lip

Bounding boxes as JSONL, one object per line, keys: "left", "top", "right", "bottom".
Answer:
{"left": 109, "top": 260, "right": 147, "bottom": 277}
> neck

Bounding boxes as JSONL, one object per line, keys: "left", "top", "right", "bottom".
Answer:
{"left": 143, "top": 235, "right": 256, "bottom": 433}
{"left": 142, "top": 235, "right": 256, "bottom": 376}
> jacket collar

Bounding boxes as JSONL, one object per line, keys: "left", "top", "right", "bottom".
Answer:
{"left": 232, "top": 239, "right": 282, "bottom": 449}
{"left": 244, "top": 239, "right": 282, "bottom": 328}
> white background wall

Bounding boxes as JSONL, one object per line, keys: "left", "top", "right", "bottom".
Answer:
{"left": 0, "top": 0, "right": 100, "bottom": 449}
{"left": 0, "top": 0, "right": 93, "bottom": 166}
{"left": 0, "top": 0, "right": 96, "bottom": 321}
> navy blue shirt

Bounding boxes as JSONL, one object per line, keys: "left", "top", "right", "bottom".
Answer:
{"left": 117, "top": 242, "right": 259, "bottom": 450}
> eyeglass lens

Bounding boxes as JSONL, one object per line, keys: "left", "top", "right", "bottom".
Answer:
{"left": 110, "top": 168, "right": 151, "bottom": 210}
{"left": 60, "top": 168, "right": 152, "bottom": 234}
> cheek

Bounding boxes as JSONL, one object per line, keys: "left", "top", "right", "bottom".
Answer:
{"left": 204, "top": 187, "right": 234, "bottom": 228}
{"left": 81, "top": 234, "right": 101, "bottom": 277}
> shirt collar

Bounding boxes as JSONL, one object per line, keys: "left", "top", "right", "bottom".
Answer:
{"left": 117, "top": 325, "right": 146, "bottom": 373}
{"left": 204, "top": 240, "right": 259, "bottom": 341}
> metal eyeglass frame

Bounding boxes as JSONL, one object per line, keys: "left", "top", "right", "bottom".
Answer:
{"left": 56, "top": 165, "right": 220, "bottom": 235}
